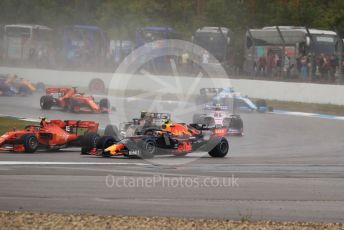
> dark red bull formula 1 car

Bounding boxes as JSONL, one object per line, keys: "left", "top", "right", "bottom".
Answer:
{"left": 0, "top": 118, "right": 99, "bottom": 153}
{"left": 40, "top": 87, "right": 109, "bottom": 113}
{"left": 85, "top": 120, "right": 229, "bottom": 159}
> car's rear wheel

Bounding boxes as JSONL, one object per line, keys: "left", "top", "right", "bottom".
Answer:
{"left": 68, "top": 99, "right": 77, "bottom": 113}
{"left": 99, "top": 98, "right": 109, "bottom": 112}
{"left": 208, "top": 138, "right": 229, "bottom": 158}
{"left": 21, "top": 133, "right": 38, "bottom": 153}
{"left": 224, "top": 116, "right": 243, "bottom": 130}
{"left": 40, "top": 95, "right": 53, "bottom": 110}
{"left": 222, "top": 117, "right": 231, "bottom": 127}
{"left": 81, "top": 132, "right": 99, "bottom": 155}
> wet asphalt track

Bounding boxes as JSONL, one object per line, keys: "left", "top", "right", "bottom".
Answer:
{"left": 0, "top": 94, "right": 344, "bottom": 223}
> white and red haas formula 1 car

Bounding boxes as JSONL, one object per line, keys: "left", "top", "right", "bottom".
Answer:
{"left": 193, "top": 104, "right": 244, "bottom": 136}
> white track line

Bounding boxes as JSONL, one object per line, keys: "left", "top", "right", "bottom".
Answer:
{"left": 0, "top": 161, "right": 150, "bottom": 166}
{"left": 271, "top": 110, "right": 344, "bottom": 121}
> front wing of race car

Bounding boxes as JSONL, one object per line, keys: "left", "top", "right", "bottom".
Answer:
{"left": 92, "top": 135, "right": 160, "bottom": 157}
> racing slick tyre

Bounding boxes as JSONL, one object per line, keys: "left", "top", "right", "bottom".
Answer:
{"left": 224, "top": 116, "right": 243, "bottom": 130}
{"left": 208, "top": 137, "right": 229, "bottom": 158}
{"left": 81, "top": 132, "right": 99, "bottom": 155}
{"left": 21, "top": 133, "right": 39, "bottom": 153}
{"left": 222, "top": 117, "right": 231, "bottom": 127}
{"left": 104, "top": 125, "right": 120, "bottom": 141}
{"left": 62, "top": 99, "right": 70, "bottom": 111}
{"left": 96, "top": 136, "right": 117, "bottom": 157}
{"left": 68, "top": 99, "right": 78, "bottom": 113}
{"left": 40, "top": 95, "right": 53, "bottom": 110}
{"left": 138, "top": 139, "right": 156, "bottom": 159}
{"left": 99, "top": 98, "right": 109, "bottom": 112}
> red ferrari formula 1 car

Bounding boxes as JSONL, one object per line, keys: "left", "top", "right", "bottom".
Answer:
{"left": 0, "top": 118, "right": 99, "bottom": 153}
{"left": 40, "top": 87, "right": 109, "bottom": 113}
{"left": 86, "top": 119, "right": 229, "bottom": 159}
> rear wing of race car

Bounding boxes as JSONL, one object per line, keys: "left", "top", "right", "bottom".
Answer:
{"left": 46, "top": 87, "right": 76, "bottom": 95}
{"left": 204, "top": 104, "right": 231, "bottom": 111}
{"left": 141, "top": 112, "right": 171, "bottom": 120}
{"left": 50, "top": 120, "right": 99, "bottom": 132}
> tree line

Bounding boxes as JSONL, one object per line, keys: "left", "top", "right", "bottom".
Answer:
{"left": 1, "top": 0, "right": 343, "bottom": 46}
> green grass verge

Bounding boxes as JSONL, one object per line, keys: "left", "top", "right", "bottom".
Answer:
{"left": 0, "top": 117, "right": 36, "bottom": 134}
{"left": 263, "top": 99, "right": 344, "bottom": 116}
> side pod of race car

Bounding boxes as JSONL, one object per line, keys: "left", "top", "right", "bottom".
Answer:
{"left": 40, "top": 87, "right": 109, "bottom": 113}
{"left": 0, "top": 118, "right": 99, "bottom": 153}
{"left": 84, "top": 120, "right": 229, "bottom": 159}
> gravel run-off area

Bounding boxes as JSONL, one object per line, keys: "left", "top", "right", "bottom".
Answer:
{"left": 0, "top": 211, "right": 343, "bottom": 230}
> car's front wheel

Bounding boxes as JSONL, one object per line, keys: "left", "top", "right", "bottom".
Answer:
{"left": 138, "top": 139, "right": 156, "bottom": 159}
{"left": 21, "top": 133, "right": 39, "bottom": 153}
{"left": 97, "top": 136, "right": 117, "bottom": 157}
{"left": 40, "top": 95, "right": 53, "bottom": 110}
{"left": 208, "top": 138, "right": 229, "bottom": 158}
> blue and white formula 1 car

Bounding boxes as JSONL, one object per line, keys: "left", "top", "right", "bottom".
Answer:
{"left": 193, "top": 104, "right": 244, "bottom": 136}
{"left": 195, "top": 88, "right": 272, "bottom": 113}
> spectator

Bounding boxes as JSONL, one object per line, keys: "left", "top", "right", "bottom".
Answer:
{"left": 274, "top": 53, "right": 281, "bottom": 78}
{"left": 29, "top": 47, "right": 36, "bottom": 66}
{"left": 319, "top": 53, "right": 328, "bottom": 81}
{"left": 36, "top": 45, "right": 43, "bottom": 67}
{"left": 258, "top": 55, "right": 267, "bottom": 76}
{"left": 329, "top": 54, "right": 337, "bottom": 82}
{"left": 266, "top": 49, "right": 275, "bottom": 77}
{"left": 309, "top": 53, "right": 317, "bottom": 82}
{"left": 296, "top": 55, "right": 300, "bottom": 73}
{"left": 283, "top": 53, "right": 290, "bottom": 79}
{"left": 300, "top": 55, "right": 308, "bottom": 81}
